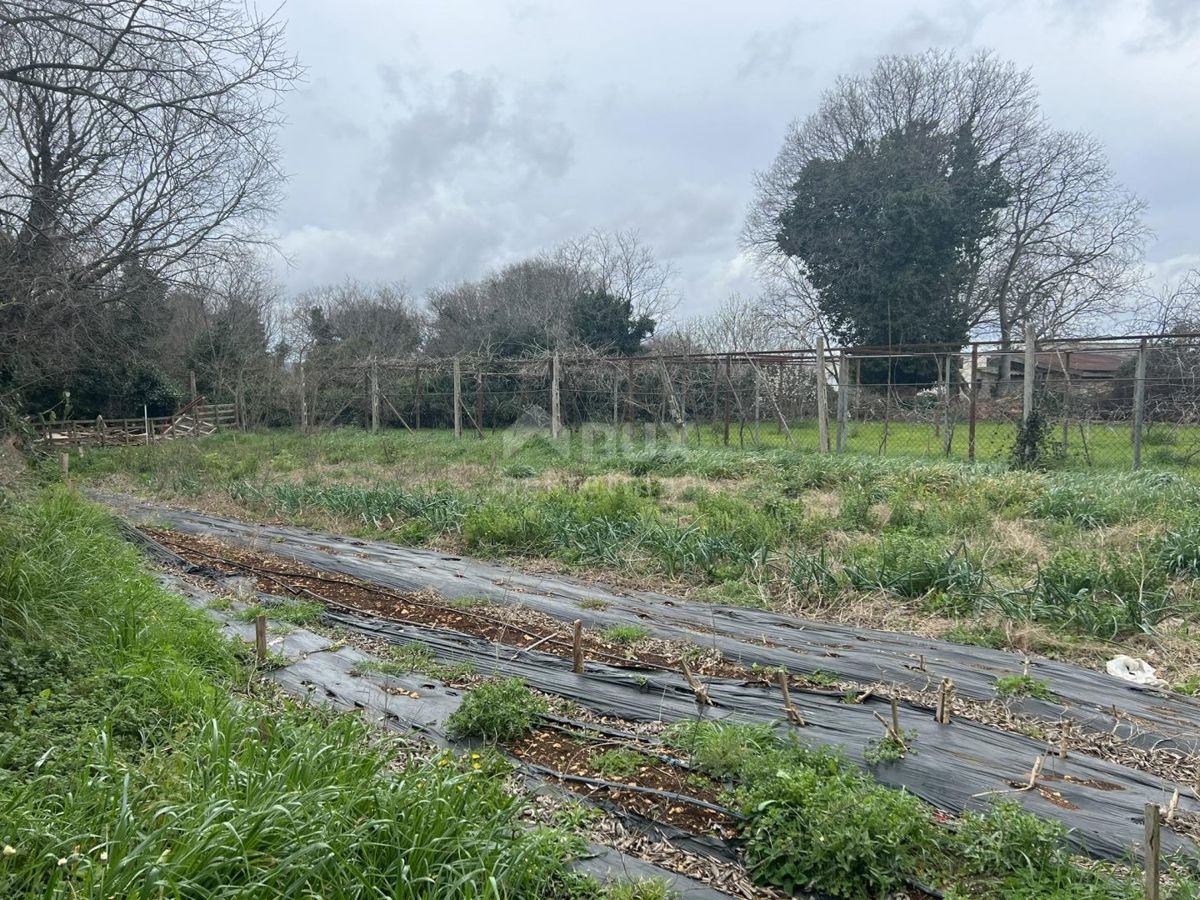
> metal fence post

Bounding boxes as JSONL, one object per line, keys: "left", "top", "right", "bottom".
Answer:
{"left": 816, "top": 337, "right": 830, "bottom": 454}
{"left": 1061, "top": 350, "right": 1072, "bottom": 452}
{"left": 1133, "top": 338, "right": 1147, "bottom": 470}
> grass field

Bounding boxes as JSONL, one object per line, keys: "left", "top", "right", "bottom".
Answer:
{"left": 67, "top": 427, "right": 1200, "bottom": 687}
{"left": 631, "top": 415, "right": 1200, "bottom": 471}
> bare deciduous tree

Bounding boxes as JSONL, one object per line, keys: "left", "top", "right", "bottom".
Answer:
{"left": 0, "top": 0, "right": 299, "bottom": 397}
{"left": 555, "top": 229, "right": 678, "bottom": 325}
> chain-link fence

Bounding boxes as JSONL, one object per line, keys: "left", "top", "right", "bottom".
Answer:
{"left": 299, "top": 332, "right": 1200, "bottom": 473}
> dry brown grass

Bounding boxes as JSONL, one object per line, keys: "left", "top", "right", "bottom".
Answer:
{"left": 988, "top": 519, "right": 1051, "bottom": 567}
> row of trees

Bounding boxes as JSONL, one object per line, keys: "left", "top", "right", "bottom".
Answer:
{"left": 0, "top": 0, "right": 299, "bottom": 424}
{"left": 0, "top": 8, "right": 1193, "bottom": 428}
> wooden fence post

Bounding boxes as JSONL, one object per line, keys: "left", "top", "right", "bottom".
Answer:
{"left": 414, "top": 366, "right": 422, "bottom": 430}
{"left": 143, "top": 405, "right": 151, "bottom": 445}
{"left": 626, "top": 357, "right": 635, "bottom": 427}
{"left": 550, "top": 352, "right": 562, "bottom": 439}
{"left": 572, "top": 620, "right": 584, "bottom": 673}
{"left": 1132, "top": 338, "right": 1147, "bottom": 471}
{"left": 722, "top": 355, "right": 731, "bottom": 446}
{"left": 369, "top": 357, "right": 380, "bottom": 433}
{"left": 836, "top": 352, "right": 849, "bottom": 453}
{"left": 1144, "top": 802, "right": 1161, "bottom": 900}
{"left": 189, "top": 370, "right": 197, "bottom": 408}
{"left": 476, "top": 368, "right": 485, "bottom": 438}
{"left": 299, "top": 359, "right": 309, "bottom": 433}
{"left": 255, "top": 614, "right": 268, "bottom": 663}
{"left": 1061, "top": 350, "right": 1072, "bottom": 452}
{"left": 452, "top": 358, "right": 463, "bottom": 440}
{"left": 816, "top": 337, "right": 830, "bottom": 454}
{"left": 968, "top": 345, "right": 979, "bottom": 463}
{"left": 60, "top": 452, "right": 69, "bottom": 482}
{"left": 1022, "top": 322, "right": 1036, "bottom": 425}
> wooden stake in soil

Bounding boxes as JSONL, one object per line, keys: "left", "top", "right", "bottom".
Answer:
{"left": 935, "top": 678, "right": 955, "bottom": 725}
{"left": 1059, "top": 720, "right": 1071, "bottom": 759}
{"left": 60, "top": 452, "right": 69, "bottom": 482}
{"left": 1166, "top": 789, "right": 1180, "bottom": 826}
{"left": 254, "top": 614, "right": 267, "bottom": 663}
{"left": 680, "top": 658, "right": 712, "bottom": 706}
{"left": 1145, "top": 802, "right": 1161, "bottom": 900}
{"left": 779, "top": 671, "right": 805, "bottom": 726}
{"left": 571, "top": 619, "right": 584, "bottom": 673}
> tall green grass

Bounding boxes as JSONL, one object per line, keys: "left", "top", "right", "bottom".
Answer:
{"left": 0, "top": 489, "right": 581, "bottom": 898}
{"left": 66, "top": 431, "right": 1200, "bottom": 642}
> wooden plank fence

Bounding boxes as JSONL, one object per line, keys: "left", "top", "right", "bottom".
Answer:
{"left": 34, "top": 399, "right": 237, "bottom": 449}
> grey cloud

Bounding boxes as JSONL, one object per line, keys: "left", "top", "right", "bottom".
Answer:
{"left": 375, "top": 69, "right": 573, "bottom": 210}
{"left": 883, "top": 1, "right": 987, "bottom": 53}
{"left": 738, "top": 20, "right": 822, "bottom": 80}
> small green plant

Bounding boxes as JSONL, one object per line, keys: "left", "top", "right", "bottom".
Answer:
{"left": 446, "top": 678, "right": 547, "bottom": 743}
{"left": 603, "top": 878, "right": 679, "bottom": 900}
{"left": 602, "top": 624, "right": 649, "bottom": 645}
{"left": 591, "top": 748, "right": 645, "bottom": 779}
{"left": 802, "top": 670, "right": 839, "bottom": 687}
{"left": 738, "top": 747, "right": 937, "bottom": 898}
{"left": 1173, "top": 673, "right": 1200, "bottom": 696}
{"left": 552, "top": 800, "right": 602, "bottom": 833}
{"left": 944, "top": 624, "right": 1006, "bottom": 648}
{"left": 994, "top": 673, "right": 1056, "bottom": 701}
{"left": 447, "top": 595, "right": 493, "bottom": 609}
{"left": 864, "top": 728, "right": 917, "bottom": 766}
{"left": 502, "top": 462, "right": 538, "bottom": 479}
{"left": 233, "top": 599, "right": 323, "bottom": 626}
{"left": 578, "top": 598, "right": 609, "bottom": 610}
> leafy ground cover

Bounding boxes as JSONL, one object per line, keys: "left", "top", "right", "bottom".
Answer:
{"left": 67, "top": 429, "right": 1200, "bottom": 683}
{"left": 0, "top": 487, "right": 641, "bottom": 899}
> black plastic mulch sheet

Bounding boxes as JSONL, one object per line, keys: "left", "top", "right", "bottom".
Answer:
{"left": 104, "top": 493, "right": 1200, "bottom": 753}
{"left": 108, "top": 495, "right": 1198, "bottom": 863}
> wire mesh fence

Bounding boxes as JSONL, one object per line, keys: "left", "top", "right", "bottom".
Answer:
{"left": 297, "top": 332, "right": 1200, "bottom": 473}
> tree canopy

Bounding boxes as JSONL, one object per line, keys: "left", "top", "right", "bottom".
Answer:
{"left": 777, "top": 120, "right": 1009, "bottom": 352}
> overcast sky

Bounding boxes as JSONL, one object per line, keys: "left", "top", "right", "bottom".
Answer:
{"left": 270, "top": 0, "right": 1200, "bottom": 321}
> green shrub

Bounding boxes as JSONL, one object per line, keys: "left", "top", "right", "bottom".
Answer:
{"left": 739, "top": 754, "right": 937, "bottom": 898}
{"left": 446, "top": 678, "right": 547, "bottom": 743}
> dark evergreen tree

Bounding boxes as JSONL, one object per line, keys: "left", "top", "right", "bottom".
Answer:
{"left": 776, "top": 120, "right": 1008, "bottom": 382}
